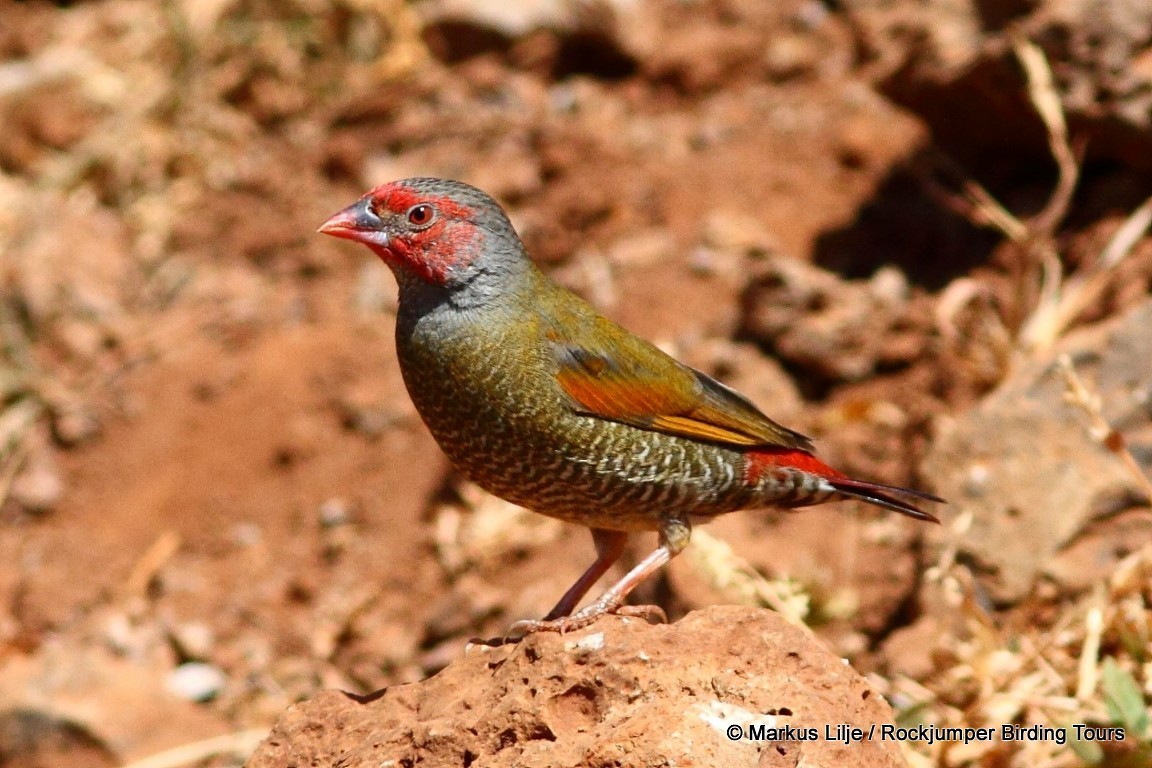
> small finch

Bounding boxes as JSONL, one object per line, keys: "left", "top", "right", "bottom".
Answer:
{"left": 320, "top": 178, "right": 941, "bottom": 636}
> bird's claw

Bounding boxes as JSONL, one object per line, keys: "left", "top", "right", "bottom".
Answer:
{"left": 504, "top": 602, "right": 667, "bottom": 641}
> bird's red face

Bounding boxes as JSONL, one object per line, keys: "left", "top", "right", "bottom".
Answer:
{"left": 318, "top": 182, "right": 485, "bottom": 286}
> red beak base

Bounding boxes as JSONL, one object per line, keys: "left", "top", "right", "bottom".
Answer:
{"left": 317, "top": 199, "right": 389, "bottom": 249}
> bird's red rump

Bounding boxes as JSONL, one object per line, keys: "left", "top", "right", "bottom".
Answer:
{"left": 743, "top": 448, "right": 845, "bottom": 485}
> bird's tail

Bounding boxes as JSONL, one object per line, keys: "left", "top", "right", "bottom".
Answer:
{"left": 826, "top": 477, "right": 942, "bottom": 523}
{"left": 745, "top": 447, "right": 942, "bottom": 523}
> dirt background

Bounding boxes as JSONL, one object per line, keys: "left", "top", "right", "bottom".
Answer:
{"left": 1, "top": 0, "right": 1151, "bottom": 766}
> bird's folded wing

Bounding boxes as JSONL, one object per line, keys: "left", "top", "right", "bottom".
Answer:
{"left": 548, "top": 313, "right": 813, "bottom": 452}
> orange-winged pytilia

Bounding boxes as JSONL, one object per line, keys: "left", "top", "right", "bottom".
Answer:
{"left": 319, "top": 178, "right": 942, "bottom": 637}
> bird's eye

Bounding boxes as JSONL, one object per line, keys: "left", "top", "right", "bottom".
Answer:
{"left": 406, "top": 204, "right": 436, "bottom": 227}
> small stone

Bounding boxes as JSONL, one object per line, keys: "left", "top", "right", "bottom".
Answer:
{"left": 51, "top": 407, "right": 101, "bottom": 446}
{"left": 166, "top": 662, "right": 226, "bottom": 702}
{"left": 318, "top": 498, "right": 352, "bottom": 528}
{"left": 232, "top": 523, "right": 262, "bottom": 548}
{"left": 170, "top": 622, "right": 215, "bottom": 661}
{"left": 564, "top": 631, "right": 605, "bottom": 659}
{"left": 11, "top": 453, "right": 64, "bottom": 514}
{"left": 868, "top": 266, "right": 909, "bottom": 305}
{"left": 794, "top": 0, "right": 829, "bottom": 30}
{"left": 963, "top": 462, "right": 991, "bottom": 497}
{"left": 764, "top": 35, "right": 819, "bottom": 81}
{"left": 699, "top": 210, "right": 778, "bottom": 257}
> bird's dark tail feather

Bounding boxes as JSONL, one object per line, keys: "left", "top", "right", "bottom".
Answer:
{"left": 828, "top": 478, "right": 943, "bottom": 523}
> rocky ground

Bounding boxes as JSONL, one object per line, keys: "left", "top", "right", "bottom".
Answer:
{"left": 251, "top": 607, "right": 911, "bottom": 768}
{"left": 1, "top": 1, "right": 1151, "bottom": 767}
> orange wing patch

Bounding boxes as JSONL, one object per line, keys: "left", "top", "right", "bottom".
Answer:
{"left": 552, "top": 341, "right": 812, "bottom": 451}
{"left": 647, "top": 415, "right": 763, "bottom": 446}
{"left": 554, "top": 359, "right": 683, "bottom": 422}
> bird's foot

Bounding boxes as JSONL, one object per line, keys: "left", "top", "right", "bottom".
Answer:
{"left": 505, "top": 602, "right": 666, "bottom": 640}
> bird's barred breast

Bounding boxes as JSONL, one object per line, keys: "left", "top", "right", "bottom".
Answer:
{"left": 395, "top": 317, "right": 768, "bottom": 531}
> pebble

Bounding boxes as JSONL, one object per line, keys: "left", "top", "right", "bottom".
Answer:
{"left": 166, "top": 662, "right": 227, "bottom": 702}
{"left": 318, "top": 497, "right": 352, "bottom": 528}
{"left": 171, "top": 621, "right": 215, "bottom": 660}
{"left": 11, "top": 458, "right": 64, "bottom": 514}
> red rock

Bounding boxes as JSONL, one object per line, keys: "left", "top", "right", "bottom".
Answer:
{"left": 247, "top": 606, "right": 908, "bottom": 768}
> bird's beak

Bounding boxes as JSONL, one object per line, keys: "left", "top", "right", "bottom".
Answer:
{"left": 317, "top": 198, "right": 391, "bottom": 249}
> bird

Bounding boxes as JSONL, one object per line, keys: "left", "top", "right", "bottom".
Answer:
{"left": 319, "top": 177, "right": 941, "bottom": 636}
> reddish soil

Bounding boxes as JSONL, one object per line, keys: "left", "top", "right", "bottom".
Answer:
{"left": 1, "top": 0, "right": 1150, "bottom": 765}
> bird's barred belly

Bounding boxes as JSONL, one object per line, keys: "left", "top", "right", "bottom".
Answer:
{"left": 445, "top": 425, "right": 757, "bottom": 530}
{"left": 397, "top": 327, "right": 829, "bottom": 530}
{"left": 408, "top": 386, "right": 813, "bottom": 531}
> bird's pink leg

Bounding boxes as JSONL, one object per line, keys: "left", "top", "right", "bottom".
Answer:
{"left": 507, "top": 517, "right": 690, "bottom": 637}
{"left": 540, "top": 528, "right": 629, "bottom": 621}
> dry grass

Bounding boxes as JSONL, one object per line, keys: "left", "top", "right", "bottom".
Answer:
{"left": 928, "top": 38, "right": 1151, "bottom": 380}
{"left": 891, "top": 531, "right": 1151, "bottom": 766}
{"left": 884, "top": 39, "right": 1152, "bottom": 768}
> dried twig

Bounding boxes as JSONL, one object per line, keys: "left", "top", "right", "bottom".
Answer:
{"left": 920, "top": 39, "right": 1148, "bottom": 359}
{"left": 1074, "top": 594, "right": 1104, "bottom": 701}
{"left": 687, "top": 529, "right": 815, "bottom": 637}
{"left": 1057, "top": 354, "right": 1152, "bottom": 504}
{"left": 1021, "top": 195, "right": 1152, "bottom": 353}
{"left": 117, "top": 728, "right": 269, "bottom": 768}
{"left": 1014, "top": 37, "right": 1079, "bottom": 238}
{"left": 960, "top": 177, "right": 1030, "bottom": 243}
{"left": 933, "top": 36, "right": 1080, "bottom": 249}
{"left": 124, "top": 531, "right": 182, "bottom": 600}
{"left": 0, "top": 441, "right": 28, "bottom": 510}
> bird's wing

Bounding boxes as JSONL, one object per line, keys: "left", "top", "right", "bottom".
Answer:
{"left": 545, "top": 302, "right": 812, "bottom": 451}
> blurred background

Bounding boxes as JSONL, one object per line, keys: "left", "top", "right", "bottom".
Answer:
{"left": 1, "top": 0, "right": 1151, "bottom": 766}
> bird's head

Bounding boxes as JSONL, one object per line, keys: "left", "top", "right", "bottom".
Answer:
{"left": 318, "top": 178, "right": 527, "bottom": 292}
